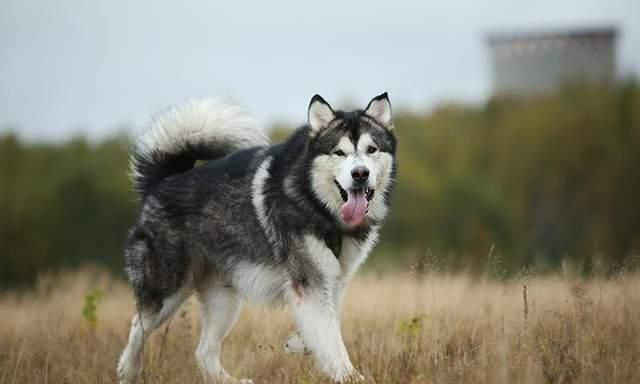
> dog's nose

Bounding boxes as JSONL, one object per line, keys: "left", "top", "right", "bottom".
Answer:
{"left": 351, "top": 166, "right": 369, "bottom": 183}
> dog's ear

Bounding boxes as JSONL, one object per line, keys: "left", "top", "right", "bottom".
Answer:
{"left": 364, "top": 92, "right": 393, "bottom": 129}
{"left": 308, "top": 94, "right": 335, "bottom": 134}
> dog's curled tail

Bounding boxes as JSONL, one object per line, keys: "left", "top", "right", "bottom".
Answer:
{"left": 129, "top": 98, "right": 268, "bottom": 195}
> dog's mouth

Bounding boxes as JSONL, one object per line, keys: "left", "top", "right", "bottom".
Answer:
{"left": 334, "top": 181, "right": 375, "bottom": 226}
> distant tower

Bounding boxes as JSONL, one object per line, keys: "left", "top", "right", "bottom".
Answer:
{"left": 487, "top": 27, "right": 617, "bottom": 95}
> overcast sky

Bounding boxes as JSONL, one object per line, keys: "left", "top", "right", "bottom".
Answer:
{"left": 1, "top": 0, "right": 638, "bottom": 140}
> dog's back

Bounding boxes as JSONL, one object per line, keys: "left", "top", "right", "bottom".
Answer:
{"left": 124, "top": 99, "right": 269, "bottom": 310}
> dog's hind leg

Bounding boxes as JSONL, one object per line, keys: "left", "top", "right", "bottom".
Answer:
{"left": 117, "top": 289, "right": 189, "bottom": 384}
{"left": 195, "top": 279, "right": 253, "bottom": 384}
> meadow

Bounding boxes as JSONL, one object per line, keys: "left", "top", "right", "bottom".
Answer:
{"left": 1, "top": 268, "right": 638, "bottom": 384}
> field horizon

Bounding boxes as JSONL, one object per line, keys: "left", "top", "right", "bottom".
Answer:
{"left": 1, "top": 267, "right": 639, "bottom": 384}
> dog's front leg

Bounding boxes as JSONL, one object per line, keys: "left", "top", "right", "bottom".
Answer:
{"left": 290, "top": 288, "right": 362, "bottom": 383}
{"left": 286, "top": 235, "right": 363, "bottom": 383}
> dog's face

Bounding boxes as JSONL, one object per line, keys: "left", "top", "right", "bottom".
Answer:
{"left": 306, "top": 93, "right": 396, "bottom": 229}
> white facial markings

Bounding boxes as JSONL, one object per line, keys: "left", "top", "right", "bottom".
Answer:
{"left": 311, "top": 154, "right": 344, "bottom": 217}
{"left": 356, "top": 133, "right": 376, "bottom": 153}
{"left": 310, "top": 131, "right": 395, "bottom": 223}
{"left": 335, "top": 136, "right": 358, "bottom": 193}
{"left": 354, "top": 133, "right": 379, "bottom": 186}
{"left": 334, "top": 133, "right": 381, "bottom": 193}
{"left": 358, "top": 133, "right": 395, "bottom": 218}
{"left": 311, "top": 137, "right": 356, "bottom": 217}
{"left": 335, "top": 136, "right": 355, "bottom": 156}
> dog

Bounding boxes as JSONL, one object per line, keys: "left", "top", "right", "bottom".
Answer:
{"left": 117, "top": 93, "right": 397, "bottom": 383}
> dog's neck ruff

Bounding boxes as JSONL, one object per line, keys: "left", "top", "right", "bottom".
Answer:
{"left": 251, "top": 156, "right": 278, "bottom": 250}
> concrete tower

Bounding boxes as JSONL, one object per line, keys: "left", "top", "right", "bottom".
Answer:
{"left": 487, "top": 27, "right": 617, "bottom": 95}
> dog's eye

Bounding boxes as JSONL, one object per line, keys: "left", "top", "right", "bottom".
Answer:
{"left": 333, "top": 150, "right": 345, "bottom": 157}
{"left": 367, "top": 146, "right": 378, "bottom": 154}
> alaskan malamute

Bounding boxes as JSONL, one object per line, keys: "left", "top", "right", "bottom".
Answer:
{"left": 117, "top": 93, "right": 397, "bottom": 383}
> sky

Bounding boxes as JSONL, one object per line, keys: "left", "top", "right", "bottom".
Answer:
{"left": 0, "top": 0, "right": 638, "bottom": 140}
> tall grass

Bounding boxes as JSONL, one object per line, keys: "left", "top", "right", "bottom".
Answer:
{"left": 1, "top": 268, "right": 639, "bottom": 383}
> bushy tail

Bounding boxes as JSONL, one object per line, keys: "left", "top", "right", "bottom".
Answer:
{"left": 129, "top": 98, "right": 268, "bottom": 195}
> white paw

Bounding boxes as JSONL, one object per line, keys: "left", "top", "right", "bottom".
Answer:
{"left": 116, "top": 361, "right": 141, "bottom": 384}
{"left": 213, "top": 374, "right": 254, "bottom": 384}
{"left": 335, "top": 372, "right": 365, "bottom": 383}
{"left": 283, "top": 333, "right": 309, "bottom": 354}
{"left": 117, "top": 346, "right": 144, "bottom": 384}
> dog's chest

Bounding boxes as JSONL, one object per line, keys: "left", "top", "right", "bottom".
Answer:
{"left": 339, "top": 229, "right": 378, "bottom": 281}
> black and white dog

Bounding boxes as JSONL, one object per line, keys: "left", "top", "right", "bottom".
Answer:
{"left": 117, "top": 93, "right": 397, "bottom": 383}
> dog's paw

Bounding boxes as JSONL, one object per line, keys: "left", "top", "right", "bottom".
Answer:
{"left": 116, "top": 363, "right": 140, "bottom": 384}
{"left": 207, "top": 373, "right": 253, "bottom": 384}
{"left": 117, "top": 353, "right": 142, "bottom": 384}
{"left": 335, "top": 371, "right": 365, "bottom": 383}
{"left": 216, "top": 373, "right": 254, "bottom": 384}
{"left": 283, "top": 333, "right": 309, "bottom": 354}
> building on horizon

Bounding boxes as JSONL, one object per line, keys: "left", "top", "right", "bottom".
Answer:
{"left": 487, "top": 26, "right": 618, "bottom": 95}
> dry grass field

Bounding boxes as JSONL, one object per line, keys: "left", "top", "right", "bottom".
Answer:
{"left": 1, "top": 268, "right": 639, "bottom": 384}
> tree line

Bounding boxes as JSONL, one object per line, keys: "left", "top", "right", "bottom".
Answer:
{"left": 1, "top": 82, "right": 638, "bottom": 286}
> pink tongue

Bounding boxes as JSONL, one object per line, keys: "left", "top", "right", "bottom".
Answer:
{"left": 340, "top": 190, "right": 369, "bottom": 226}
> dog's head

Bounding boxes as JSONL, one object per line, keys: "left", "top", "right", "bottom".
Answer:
{"left": 305, "top": 93, "right": 397, "bottom": 229}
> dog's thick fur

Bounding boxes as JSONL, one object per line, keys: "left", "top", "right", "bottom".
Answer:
{"left": 117, "top": 94, "right": 397, "bottom": 383}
